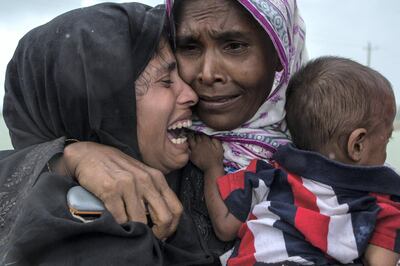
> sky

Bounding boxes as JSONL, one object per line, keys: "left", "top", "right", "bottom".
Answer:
{"left": 1, "top": 0, "right": 400, "bottom": 111}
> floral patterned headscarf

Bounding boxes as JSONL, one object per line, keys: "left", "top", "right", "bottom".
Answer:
{"left": 167, "top": 0, "right": 307, "bottom": 172}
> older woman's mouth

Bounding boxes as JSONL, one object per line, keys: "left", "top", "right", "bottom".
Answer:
{"left": 167, "top": 119, "right": 192, "bottom": 144}
{"left": 198, "top": 94, "right": 242, "bottom": 111}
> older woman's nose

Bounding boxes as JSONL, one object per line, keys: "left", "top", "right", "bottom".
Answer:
{"left": 198, "top": 51, "right": 225, "bottom": 86}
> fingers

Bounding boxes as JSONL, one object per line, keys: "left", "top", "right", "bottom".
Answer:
{"left": 122, "top": 177, "right": 147, "bottom": 224}
{"left": 110, "top": 166, "right": 157, "bottom": 226}
{"left": 189, "top": 133, "right": 211, "bottom": 151}
{"left": 146, "top": 169, "right": 183, "bottom": 238}
{"left": 143, "top": 188, "right": 173, "bottom": 239}
{"left": 196, "top": 133, "right": 208, "bottom": 143}
{"left": 193, "top": 134, "right": 219, "bottom": 146}
{"left": 95, "top": 169, "right": 139, "bottom": 224}
{"left": 188, "top": 134, "right": 197, "bottom": 150}
{"left": 116, "top": 158, "right": 180, "bottom": 234}
{"left": 137, "top": 169, "right": 175, "bottom": 239}
{"left": 149, "top": 198, "right": 182, "bottom": 240}
{"left": 211, "top": 138, "right": 223, "bottom": 152}
{"left": 103, "top": 195, "right": 128, "bottom": 224}
{"left": 109, "top": 163, "right": 182, "bottom": 240}
{"left": 160, "top": 192, "right": 183, "bottom": 238}
{"left": 189, "top": 134, "right": 223, "bottom": 155}
{"left": 78, "top": 157, "right": 148, "bottom": 225}
{"left": 68, "top": 141, "right": 183, "bottom": 239}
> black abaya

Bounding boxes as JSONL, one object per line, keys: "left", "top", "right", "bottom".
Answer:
{"left": 0, "top": 3, "right": 222, "bottom": 265}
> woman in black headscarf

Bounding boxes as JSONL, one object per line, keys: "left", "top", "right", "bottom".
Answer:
{"left": 0, "top": 2, "right": 213, "bottom": 265}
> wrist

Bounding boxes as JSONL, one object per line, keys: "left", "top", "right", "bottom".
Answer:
{"left": 63, "top": 140, "right": 83, "bottom": 178}
{"left": 47, "top": 154, "right": 73, "bottom": 177}
{"left": 204, "top": 165, "right": 225, "bottom": 180}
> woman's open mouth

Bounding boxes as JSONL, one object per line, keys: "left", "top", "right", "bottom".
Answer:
{"left": 167, "top": 119, "right": 192, "bottom": 145}
{"left": 198, "top": 94, "right": 242, "bottom": 111}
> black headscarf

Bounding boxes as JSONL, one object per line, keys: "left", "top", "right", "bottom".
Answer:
{"left": 3, "top": 2, "right": 165, "bottom": 159}
{"left": 0, "top": 3, "right": 215, "bottom": 265}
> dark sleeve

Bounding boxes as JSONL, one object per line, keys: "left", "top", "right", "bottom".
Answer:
{"left": 178, "top": 162, "right": 235, "bottom": 265}
{"left": 217, "top": 159, "right": 277, "bottom": 222}
{"left": 0, "top": 138, "right": 163, "bottom": 265}
{"left": 1, "top": 143, "right": 213, "bottom": 266}
{"left": 0, "top": 138, "right": 64, "bottom": 260}
{"left": 3, "top": 171, "right": 165, "bottom": 265}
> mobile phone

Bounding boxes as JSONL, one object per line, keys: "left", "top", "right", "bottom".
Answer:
{"left": 67, "top": 186, "right": 105, "bottom": 220}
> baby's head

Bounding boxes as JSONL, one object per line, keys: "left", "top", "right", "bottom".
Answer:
{"left": 286, "top": 56, "right": 396, "bottom": 166}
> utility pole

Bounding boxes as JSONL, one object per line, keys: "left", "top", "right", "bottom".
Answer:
{"left": 366, "top": 42, "right": 372, "bottom": 66}
{"left": 364, "top": 42, "right": 378, "bottom": 67}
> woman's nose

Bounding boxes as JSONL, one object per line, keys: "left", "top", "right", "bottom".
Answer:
{"left": 177, "top": 75, "right": 198, "bottom": 107}
{"left": 197, "top": 50, "right": 225, "bottom": 86}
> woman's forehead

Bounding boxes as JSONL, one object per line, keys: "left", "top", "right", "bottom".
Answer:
{"left": 176, "top": 0, "right": 258, "bottom": 38}
{"left": 142, "top": 41, "right": 176, "bottom": 80}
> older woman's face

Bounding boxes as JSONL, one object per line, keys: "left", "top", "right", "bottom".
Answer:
{"left": 136, "top": 40, "right": 198, "bottom": 174}
{"left": 175, "top": 0, "right": 281, "bottom": 131}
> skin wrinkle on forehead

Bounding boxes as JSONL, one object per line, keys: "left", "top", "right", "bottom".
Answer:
{"left": 188, "top": 0, "right": 229, "bottom": 23}
{"left": 181, "top": 1, "right": 233, "bottom": 37}
{"left": 175, "top": 0, "right": 281, "bottom": 131}
{"left": 179, "top": 0, "right": 265, "bottom": 44}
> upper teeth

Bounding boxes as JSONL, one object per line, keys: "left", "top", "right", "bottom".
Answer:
{"left": 168, "top": 120, "right": 192, "bottom": 130}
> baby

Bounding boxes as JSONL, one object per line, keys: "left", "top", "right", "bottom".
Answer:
{"left": 189, "top": 56, "right": 400, "bottom": 265}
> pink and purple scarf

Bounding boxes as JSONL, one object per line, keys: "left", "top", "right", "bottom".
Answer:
{"left": 166, "top": 0, "right": 307, "bottom": 172}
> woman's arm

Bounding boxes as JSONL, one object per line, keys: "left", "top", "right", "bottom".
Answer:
{"left": 60, "top": 141, "right": 183, "bottom": 240}
{"left": 2, "top": 162, "right": 165, "bottom": 265}
{"left": 189, "top": 134, "right": 242, "bottom": 242}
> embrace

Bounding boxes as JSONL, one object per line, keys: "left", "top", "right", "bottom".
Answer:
{"left": 1, "top": 0, "right": 399, "bottom": 265}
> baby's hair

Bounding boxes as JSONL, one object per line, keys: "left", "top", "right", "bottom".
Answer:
{"left": 286, "top": 56, "right": 395, "bottom": 153}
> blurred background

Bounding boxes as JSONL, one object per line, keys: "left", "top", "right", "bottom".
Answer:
{"left": 0, "top": 0, "right": 399, "bottom": 169}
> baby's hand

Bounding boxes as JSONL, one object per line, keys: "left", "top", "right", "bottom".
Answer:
{"left": 188, "top": 134, "right": 224, "bottom": 173}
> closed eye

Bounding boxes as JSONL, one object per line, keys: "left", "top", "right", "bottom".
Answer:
{"left": 161, "top": 79, "right": 174, "bottom": 88}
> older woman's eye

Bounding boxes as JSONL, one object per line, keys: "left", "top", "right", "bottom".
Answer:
{"left": 224, "top": 42, "right": 248, "bottom": 53}
{"left": 176, "top": 43, "right": 201, "bottom": 56}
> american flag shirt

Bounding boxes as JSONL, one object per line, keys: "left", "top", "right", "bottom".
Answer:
{"left": 218, "top": 144, "right": 400, "bottom": 265}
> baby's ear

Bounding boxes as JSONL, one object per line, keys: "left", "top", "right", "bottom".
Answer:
{"left": 347, "top": 128, "right": 367, "bottom": 162}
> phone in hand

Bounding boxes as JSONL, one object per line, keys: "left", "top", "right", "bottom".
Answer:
{"left": 67, "top": 186, "right": 105, "bottom": 221}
